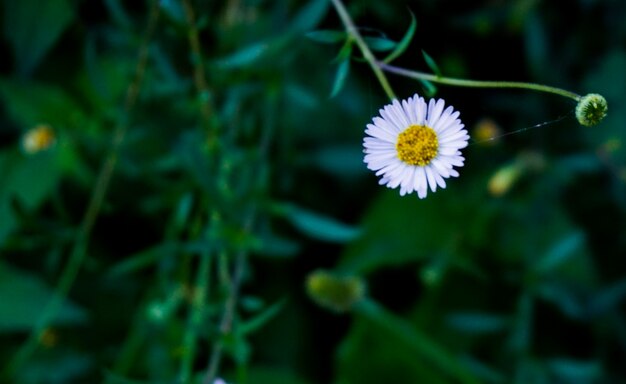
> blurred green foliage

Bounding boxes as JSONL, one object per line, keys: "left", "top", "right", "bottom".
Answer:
{"left": 0, "top": 0, "right": 625, "bottom": 383}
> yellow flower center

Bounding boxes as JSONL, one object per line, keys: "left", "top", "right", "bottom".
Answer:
{"left": 396, "top": 125, "right": 439, "bottom": 166}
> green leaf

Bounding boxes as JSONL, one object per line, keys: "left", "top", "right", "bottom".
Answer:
{"left": 422, "top": 50, "right": 442, "bottom": 77}
{"left": 589, "top": 279, "right": 626, "bottom": 316}
{"left": 240, "top": 298, "right": 287, "bottom": 335}
{"left": 215, "top": 42, "right": 271, "bottom": 69}
{"left": 305, "top": 30, "right": 346, "bottom": 44}
{"left": 419, "top": 79, "right": 438, "bottom": 97}
{"left": 445, "top": 312, "right": 509, "bottom": 334}
{"left": 0, "top": 261, "right": 87, "bottom": 332}
{"left": 107, "top": 243, "right": 178, "bottom": 277}
{"left": 309, "top": 145, "right": 367, "bottom": 179}
{"left": 2, "top": 0, "right": 75, "bottom": 74}
{"left": 274, "top": 202, "right": 361, "bottom": 243}
{"left": 0, "top": 149, "right": 61, "bottom": 245}
{"left": 382, "top": 11, "right": 417, "bottom": 64}
{"left": 254, "top": 232, "right": 301, "bottom": 258}
{"left": 159, "top": 0, "right": 186, "bottom": 25}
{"left": 355, "top": 299, "right": 481, "bottom": 384}
{"left": 289, "top": 0, "right": 330, "bottom": 33}
{"left": 0, "top": 79, "right": 86, "bottom": 128}
{"left": 15, "top": 350, "right": 93, "bottom": 384}
{"left": 534, "top": 231, "right": 585, "bottom": 274}
{"left": 330, "top": 57, "right": 351, "bottom": 98}
{"left": 363, "top": 36, "right": 396, "bottom": 52}
{"left": 547, "top": 358, "right": 601, "bottom": 382}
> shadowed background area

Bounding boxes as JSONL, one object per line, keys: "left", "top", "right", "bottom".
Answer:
{"left": 0, "top": 0, "right": 625, "bottom": 383}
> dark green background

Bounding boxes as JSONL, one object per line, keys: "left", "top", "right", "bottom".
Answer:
{"left": 1, "top": 0, "right": 625, "bottom": 383}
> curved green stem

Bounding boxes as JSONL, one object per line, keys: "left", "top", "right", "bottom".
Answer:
{"left": 330, "top": 0, "right": 396, "bottom": 100}
{"left": 379, "top": 62, "right": 581, "bottom": 101}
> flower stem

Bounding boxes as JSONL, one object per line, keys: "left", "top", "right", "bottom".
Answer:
{"left": 379, "top": 62, "right": 582, "bottom": 101}
{"left": 330, "top": 0, "right": 396, "bottom": 100}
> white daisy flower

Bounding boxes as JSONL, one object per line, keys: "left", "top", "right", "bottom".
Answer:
{"left": 363, "top": 94, "right": 469, "bottom": 199}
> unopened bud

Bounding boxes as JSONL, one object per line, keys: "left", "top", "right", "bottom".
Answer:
{"left": 576, "top": 93, "right": 608, "bottom": 127}
{"left": 306, "top": 270, "right": 365, "bottom": 313}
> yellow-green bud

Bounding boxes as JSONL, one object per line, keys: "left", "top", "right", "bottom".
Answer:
{"left": 575, "top": 93, "right": 608, "bottom": 127}
{"left": 306, "top": 270, "right": 365, "bottom": 313}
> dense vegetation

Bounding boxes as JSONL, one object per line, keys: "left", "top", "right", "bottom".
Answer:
{"left": 1, "top": 0, "right": 625, "bottom": 383}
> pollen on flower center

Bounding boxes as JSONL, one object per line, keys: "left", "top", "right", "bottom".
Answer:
{"left": 396, "top": 125, "right": 439, "bottom": 166}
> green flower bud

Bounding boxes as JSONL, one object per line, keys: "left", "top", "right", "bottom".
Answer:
{"left": 576, "top": 93, "right": 608, "bottom": 127}
{"left": 306, "top": 270, "right": 365, "bottom": 313}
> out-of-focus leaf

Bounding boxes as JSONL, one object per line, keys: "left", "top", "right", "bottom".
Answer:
{"left": 0, "top": 261, "right": 87, "bottom": 332}
{"left": 363, "top": 36, "right": 396, "bottom": 52}
{"left": 246, "top": 366, "right": 313, "bottom": 384}
{"left": 523, "top": 11, "right": 548, "bottom": 79}
{"left": 338, "top": 185, "right": 490, "bottom": 274}
{"left": 419, "top": 78, "right": 438, "bottom": 96}
{"left": 254, "top": 232, "right": 301, "bottom": 258}
{"left": 422, "top": 50, "right": 442, "bottom": 77}
{"left": 172, "top": 193, "right": 194, "bottom": 235}
{"left": 589, "top": 279, "right": 626, "bottom": 316}
{"left": 508, "top": 293, "right": 533, "bottom": 353}
{"left": 159, "top": 0, "right": 186, "bottom": 25}
{"left": 0, "top": 80, "right": 85, "bottom": 128}
{"left": 0, "top": 149, "right": 61, "bottom": 245}
{"left": 536, "top": 282, "right": 586, "bottom": 319}
{"left": 215, "top": 42, "right": 271, "bottom": 69}
{"left": 16, "top": 351, "right": 93, "bottom": 384}
{"left": 103, "top": 0, "right": 131, "bottom": 28}
{"left": 534, "top": 231, "right": 585, "bottom": 274}
{"left": 2, "top": 0, "right": 75, "bottom": 74}
{"left": 547, "top": 358, "right": 601, "bottom": 382}
{"left": 240, "top": 298, "right": 287, "bottom": 335}
{"left": 309, "top": 145, "right": 367, "bottom": 179}
{"left": 445, "top": 312, "right": 509, "bottom": 334}
{"left": 355, "top": 299, "right": 481, "bottom": 384}
{"left": 459, "top": 356, "right": 506, "bottom": 384}
{"left": 382, "top": 11, "right": 417, "bottom": 64}
{"left": 107, "top": 243, "right": 178, "bottom": 277}
{"left": 289, "top": 0, "right": 329, "bottom": 33}
{"left": 336, "top": 315, "right": 449, "bottom": 383}
{"left": 330, "top": 57, "right": 351, "bottom": 98}
{"left": 305, "top": 30, "right": 346, "bottom": 44}
{"left": 273, "top": 202, "right": 361, "bottom": 243}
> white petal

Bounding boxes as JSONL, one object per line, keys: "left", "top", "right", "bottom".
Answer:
{"left": 425, "top": 166, "right": 438, "bottom": 192}
{"left": 427, "top": 99, "right": 445, "bottom": 127}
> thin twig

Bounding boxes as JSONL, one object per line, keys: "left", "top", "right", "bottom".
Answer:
{"left": 1, "top": 1, "right": 161, "bottom": 378}
{"left": 181, "top": 0, "right": 216, "bottom": 138}
{"left": 203, "top": 218, "right": 253, "bottom": 384}
{"left": 330, "top": 0, "right": 396, "bottom": 100}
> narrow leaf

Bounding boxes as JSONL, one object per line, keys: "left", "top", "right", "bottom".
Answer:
{"left": 363, "top": 36, "right": 396, "bottom": 52}
{"left": 382, "top": 11, "right": 417, "bottom": 64}
{"left": 214, "top": 42, "right": 270, "bottom": 69}
{"left": 240, "top": 298, "right": 287, "bottom": 335}
{"left": 289, "top": 0, "right": 329, "bottom": 33}
{"left": 534, "top": 231, "right": 585, "bottom": 274}
{"left": 422, "top": 50, "right": 442, "bottom": 77}
{"left": 445, "top": 312, "right": 509, "bottom": 334}
{"left": 330, "top": 58, "right": 351, "bottom": 98}
{"left": 306, "top": 30, "right": 346, "bottom": 44}
{"left": 419, "top": 79, "right": 438, "bottom": 97}
{"left": 274, "top": 202, "right": 360, "bottom": 243}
